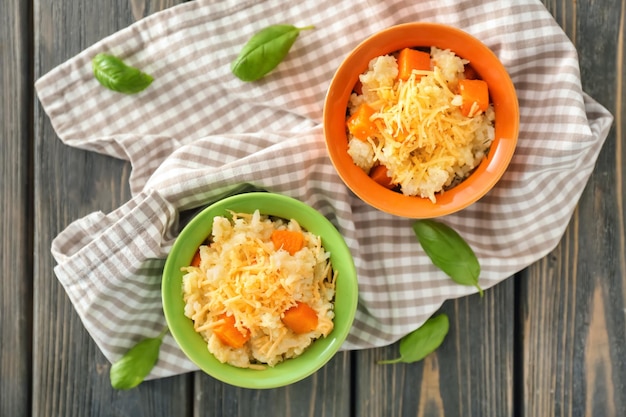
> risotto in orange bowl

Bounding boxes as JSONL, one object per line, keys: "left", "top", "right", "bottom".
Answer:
{"left": 323, "top": 23, "right": 519, "bottom": 218}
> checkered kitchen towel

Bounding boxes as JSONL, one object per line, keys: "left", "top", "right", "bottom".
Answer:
{"left": 36, "top": 0, "right": 613, "bottom": 378}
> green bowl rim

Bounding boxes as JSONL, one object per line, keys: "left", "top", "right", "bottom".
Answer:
{"left": 162, "top": 192, "right": 358, "bottom": 389}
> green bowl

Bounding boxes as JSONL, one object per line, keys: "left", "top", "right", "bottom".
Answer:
{"left": 162, "top": 192, "right": 358, "bottom": 389}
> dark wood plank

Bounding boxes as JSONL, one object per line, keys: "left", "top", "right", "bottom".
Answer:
{"left": 33, "top": 1, "right": 192, "bottom": 416}
{"left": 520, "top": 1, "right": 626, "bottom": 416}
{"left": 194, "top": 353, "right": 352, "bottom": 417}
{"left": 1, "top": 1, "right": 33, "bottom": 416}
{"left": 354, "top": 281, "right": 515, "bottom": 417}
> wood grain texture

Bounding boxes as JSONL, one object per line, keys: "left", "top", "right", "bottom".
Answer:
{"left": 32, "top": 1, "right": 191, "bottom": 417}
{"left": 354, "top": 281, "right": 515, "bottom": 417}
{"left": 0, "top": 0, "right": 32, "bottom": 416}
{"left": 193, "top": 353, "right": 352, "bottom": 417}
{"left": 519, "top": 1, "right": 626, "bottom": 416}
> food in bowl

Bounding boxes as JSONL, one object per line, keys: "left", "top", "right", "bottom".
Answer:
{"left": 323, "top": 23, "right": 519, "bottom": 219}
{"left": 181, "top": 209, "right": 336, "bottom": 369}
{"left": 162, "top": 192, "right": 357, "bottom": 388}
{"left": 346, "top": 47, "right": 495, "bottom": 203}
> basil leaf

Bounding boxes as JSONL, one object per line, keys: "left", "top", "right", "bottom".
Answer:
{"left": 110, "top": 328, "right": 167, "bottom": 390}
{"left": 378, "top": 314, "right": 449, "bottom": 364}
{"left": 413, "top": 219, "right": 483, "bottom": 296}
{"left": 231, "top": 24, "right": 314, "bottom": 82}
{"left": 92, "top": 53, "right": 153, "bottom": 94}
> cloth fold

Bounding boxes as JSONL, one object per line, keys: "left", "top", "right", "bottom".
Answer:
{"left": 36, "top": 0, "right": 613, "bottom": 378}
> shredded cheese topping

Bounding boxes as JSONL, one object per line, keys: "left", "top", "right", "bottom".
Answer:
{"left": 347, "top": 48, "right": 495, "bottom": 202}
{"left": 182, "top": 210, "right": 336, "bottom": 368}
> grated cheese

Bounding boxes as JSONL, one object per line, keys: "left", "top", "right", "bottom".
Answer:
{"left": 182, "top": 210, "right": 336, "bottom": 368}
{"left": 347, "top": 48, "right": 495, "bottom": 202}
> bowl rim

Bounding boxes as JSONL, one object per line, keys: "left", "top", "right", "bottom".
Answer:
{"left": 162, "top": 192, "right": 358, "bottom": 389}
{"left": 323, "top": 22, "right": 520, "bottom": 218}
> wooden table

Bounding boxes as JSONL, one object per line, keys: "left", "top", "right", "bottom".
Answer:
{"left": 3, "top": 1, "right": 625, "bottom": 416}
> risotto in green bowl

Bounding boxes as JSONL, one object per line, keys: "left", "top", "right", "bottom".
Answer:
{"left": 162, "top": 192, "right": 358, "bottom": 389}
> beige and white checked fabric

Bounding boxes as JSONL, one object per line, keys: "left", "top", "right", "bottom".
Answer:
{"left": 36, "top": 0, "right": 613, "bottom": 378}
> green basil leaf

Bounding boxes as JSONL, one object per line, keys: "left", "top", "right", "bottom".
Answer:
{"left": 231, "top": 24, "right": 314, "bottom": 82}
{"left": 92, "top": 53, "right": 153, "bottom": 94}
{"left": 413, "top": 219, "right": 483, "bottom": 296}
{"left": 378, "top": 314, "right": 449, "bottom": 364}
{"left": 110, "top": 328, "right": 167, "bottom": 390}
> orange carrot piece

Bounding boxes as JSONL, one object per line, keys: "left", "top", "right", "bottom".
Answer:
{"left": 190, "top": 249, "right": 201, "bottom": 267}
{"left": 369, "top": 164, "right": 395, "bottom": 189}
{"left": 282, "top": 302, "right": 319, "bottom": 334}
{"left": 346, "top": 103, "right": 378, "bottom": 141}
{"left": 459, "top": 79, "right": 489, "bottom": 116}
{"left": 271, "top": 229, "right": 304, "bottom": 255}
{"left": 213, "top": 313, "right": 250, "bottom": 349}
{"left": 397, "top": 48, "right": 431, "bottom": 81}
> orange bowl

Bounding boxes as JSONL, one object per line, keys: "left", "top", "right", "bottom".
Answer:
{"left": 323, "top": 23, "right": 519, "bottom": 218}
